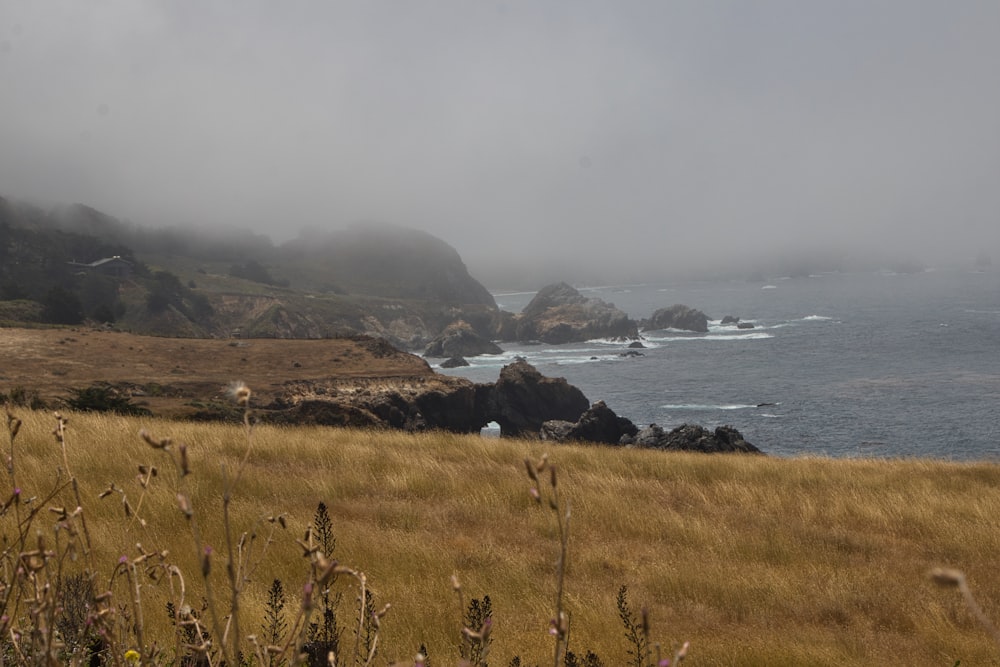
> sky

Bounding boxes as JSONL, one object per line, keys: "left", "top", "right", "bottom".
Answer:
{"left": 1, "top": 1, "right": 999, "bottom": 285}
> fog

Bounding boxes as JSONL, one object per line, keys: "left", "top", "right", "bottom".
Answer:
{"left": 2, "top": 2, "right": 999, "bottom": 286}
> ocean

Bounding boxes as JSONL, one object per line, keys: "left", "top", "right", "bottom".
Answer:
{"left": 438, "top": 268, "right": 1000, "bottom": 460}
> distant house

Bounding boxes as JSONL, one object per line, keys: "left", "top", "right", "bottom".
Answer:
{"left": 68, "top": 256, "right": 133, "bottom": 280}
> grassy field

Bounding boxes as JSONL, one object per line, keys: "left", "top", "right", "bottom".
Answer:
{"left": 4, "top": 406, "right": 1000, "bottom": 665}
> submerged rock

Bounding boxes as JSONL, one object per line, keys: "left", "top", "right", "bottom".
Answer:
{"left": 440, "top": 355, "right": 470, "bottom": 368}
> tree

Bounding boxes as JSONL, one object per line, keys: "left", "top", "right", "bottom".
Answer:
{"left": 41, "top": 286, "right": 83, "bottom": 324}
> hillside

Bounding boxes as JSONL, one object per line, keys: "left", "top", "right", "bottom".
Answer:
{"left": 0, "top": 197, "right": 499, "bottom": 347}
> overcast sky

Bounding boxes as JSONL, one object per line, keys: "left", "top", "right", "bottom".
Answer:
{"left": 2, "top": 1, "right": 999, "bottom": 284}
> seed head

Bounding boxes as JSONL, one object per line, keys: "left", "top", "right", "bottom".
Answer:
{"left": 227, "top": 381, "right": 251, "bottom": 406}
{"left": 524, "top": 458, "right": 538, "bottom": 482}
{"left": 929, "top": 567, "right": 965, "bottom": 588}
{"left": 201, "top": 546, "right": 212, "bottom": 577}
{"left": 139, "top": 430, "right": 171, "bottom": 450}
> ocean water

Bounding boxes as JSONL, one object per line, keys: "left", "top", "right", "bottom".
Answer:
{"left": 438, "top": 269, "right": 1000, "bottom": 460}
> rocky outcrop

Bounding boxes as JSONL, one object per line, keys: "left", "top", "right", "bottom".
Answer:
{"left": 621, "top": 423, "right": 762, "bottom": 454}
{"left": 540, "top": 400, "right": 638, "bottom": 444}
{"left": 440, "top": 356, "right": 469, "bottom": 368}
{"left": 266, "top": 374, "right": 489, "bottom": 432}
{"left": 642, "top": 304, "right": 709, "bottom": 333}
{"left": 265, "top": 358, "right": 589, "bottom": 438}
{"left": 424, "top": 320, "right": 503, "bottom": 358}
{"left": 502, "top": 283, "right": 638, "bottom": 344}
{"left": 485, "top": 359, "right": 590, "bottom": 436}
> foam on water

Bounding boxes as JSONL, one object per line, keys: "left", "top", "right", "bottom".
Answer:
{"left": 662, "top": 403, "right": 758, "bottom": 410}
{"left": 643, "top": 332, "right": 774, "bottom": 343}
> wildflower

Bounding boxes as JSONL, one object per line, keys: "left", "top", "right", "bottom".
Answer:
{"left": 124, "top": 649, "right": 140, "bottom": 664}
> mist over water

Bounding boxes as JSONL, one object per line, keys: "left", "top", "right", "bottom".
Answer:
{"left": 443, "top": 269, "right": 1000, "bottom": 460}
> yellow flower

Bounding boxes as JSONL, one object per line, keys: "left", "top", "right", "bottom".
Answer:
{"left": 124, "top": 649, "right": 140, "bottom": 664}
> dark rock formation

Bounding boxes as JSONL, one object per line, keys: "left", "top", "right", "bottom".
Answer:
{"left": 642, "top": 304, "right": 709, "bottom": 333}
{"left": 486, "top": 359, "right": 590, "bottom": 437}
{"left": 540, "top": 400, "right": 638, "bottom": 444}
{"left": 424, "top": 320, "right": 503, "bottom": 358}
{"left": 628, "top": 341, "right": 646, "bottom": 348}
{"left": 266, "top": 358, "right": 589, "bottom": 438}
{"left": 268, "top": 375, "right": 487, "bottom": 433}
{"left": 720, "top": 315, "right": 755, "bottom": 330}
{"left": 502, "top": 283, "right": 638, "bottom": 344}
{"left": 440, "top": 356, "right": 470, "bottom": 368}
{"left": 621, "top": 423, "right": 762, "bottom": 454}
{"left": 619, "top": 350, "right": 644, "bottom": 357}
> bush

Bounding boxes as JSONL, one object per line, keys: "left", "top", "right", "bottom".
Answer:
{"left": 65, "top": 384, "right": 151, "bottom": 416}
{"left": 41, "top": 286, "right": 84, "bottom": 325}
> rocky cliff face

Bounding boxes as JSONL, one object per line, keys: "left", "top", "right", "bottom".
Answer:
{"left": 500, "top": 282, "right": 638, "bottom": 344}
{"left": 485, "top": 359, "right": 590, "bottom": 436}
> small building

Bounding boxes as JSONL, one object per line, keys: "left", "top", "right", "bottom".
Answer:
{"left": 68, "top": 256, "right": 133, "bottom": 280}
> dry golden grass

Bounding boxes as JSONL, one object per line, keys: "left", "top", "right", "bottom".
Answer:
{"left": 5, "top": 407, "right": 1000, "bottom": 665}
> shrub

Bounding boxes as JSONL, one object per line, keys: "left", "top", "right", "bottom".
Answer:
{"left": 65, "top": 384, "right": 151, "bottom": 416}
{"left": 41, "top": 286, "right": 84, "bottom": 324}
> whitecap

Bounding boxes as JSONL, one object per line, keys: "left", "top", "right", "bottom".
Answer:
{"left": 661, "top": 403, "right": 757, "bottom": 410}
{"left": 642, "top": 331, "right": 772, "bottom": 343}
{"left": 704, "top": 332, "right": 774, "bottom": 341}
{"left": 761, "top": 285, "right": 778, "bottom": 290}
{"left": 802, "top": 315, "right": 832, "bottom": 321}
